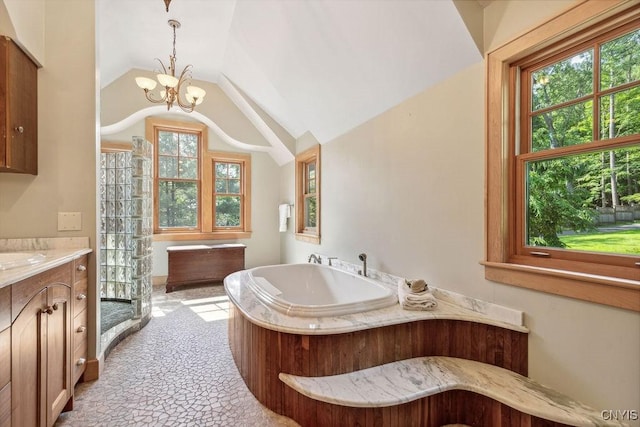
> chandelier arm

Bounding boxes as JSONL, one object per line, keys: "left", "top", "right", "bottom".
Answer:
{"left": 143, "top": 89, "right": 168, "bottom": 104}
{"left": 155, "top": 58, "right": 169, "bottom": 75}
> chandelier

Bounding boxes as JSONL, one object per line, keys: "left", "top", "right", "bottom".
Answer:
{"left": 135, "top": 19, "right": 206, "bottom": 113}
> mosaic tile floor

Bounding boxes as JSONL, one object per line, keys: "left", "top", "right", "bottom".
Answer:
{"left": 55, "top": 284, "right": 299, "bottom": 427}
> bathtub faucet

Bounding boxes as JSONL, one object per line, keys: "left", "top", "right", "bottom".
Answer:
{"left": 358, "top": 253, "right": 367, "bottom": 277}
{"left": 308, "top": 254, "right": 322, "bottom": 264}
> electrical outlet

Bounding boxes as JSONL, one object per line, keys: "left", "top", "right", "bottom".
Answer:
{"left": 58, "top": 212, "right": 82, "bottom": 231}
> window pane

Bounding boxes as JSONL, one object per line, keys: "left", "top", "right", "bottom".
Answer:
{"left": 228, "top": 179, "right": 240, "bottom": 194}
{"left": 158, "top": 131, "right": 177, "bottom": 155}
{"left": 307, "top": 162, "right": 316, "bottom": 180}
{"left": 600, "top": 86, "right": 640, "bottom": 140}
{"left": 215, "top": 163, "right": 228, "bottom": 178}
{"left": 525, "top": 145, "right": 640, "bottom": 254}
{"left": 215, "top": 196, "right": 241, "bottom": 227}
{"left": 179, "top": 133, "right": 198, "bottom": 157}
{"left": 215, "top": 178, "right": 227, "bottom": 193}
{"left": 305, "top": 196, "right": 317, "bottom": 228}
{"left": 531, "top": 49, "right": 593, "bottom": 111}
{"left": 179, "top": 158, "right": 198, "bottom": 179}
{"left": 308, "top": 178, "right": 316, "bottom": 193}
{"left": 600, "top": 29, "right": 640, "bottom": 90}
{"left": 531, "top": 100, "right": 593, "bottom": 151}
{"left": 228, "top": 163, "right": 240, "bottom": 179}
{"left": 158, "top": 181, "right": 198, "bottom": 228}
{"left": 158, "top": 155, "right": 178, "bottom": 179}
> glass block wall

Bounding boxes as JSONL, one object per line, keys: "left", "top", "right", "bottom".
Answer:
{"left": 99, "top": 136, "right": 153, "bottom": 320}
{"left": 131, "top": 136, "right": 154, "bottom": 320}
{"left": 100, "top": 150, "right": 132, "bottom": 301}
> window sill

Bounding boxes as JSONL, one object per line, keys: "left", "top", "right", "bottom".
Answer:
{"left": 482, "top": 261, "right": 639, "bottom": 312}
{"left": 295, "top": 233, "right": 320, "bottom": 244}
{"left": 154, "top": 231, "right": 251, "bottom": 242}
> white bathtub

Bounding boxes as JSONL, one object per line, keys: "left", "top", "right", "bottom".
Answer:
{"left": 244, "top": 263, "right": 398, "bottom": 317}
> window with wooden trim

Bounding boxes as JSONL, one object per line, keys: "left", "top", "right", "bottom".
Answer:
{"left": 147, "top": 118, "right": 251, "bottom": 240}
{"left": 295, "top": 145, "right": 320, "bottom": 243}
{"left": 485, "top": 3, "right": 639, "bottom": 311}
{"left": 210, "top": 153, "right": 251, "bottom": 232}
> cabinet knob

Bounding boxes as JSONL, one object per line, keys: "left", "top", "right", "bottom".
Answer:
{"left": 14, "top": 126, "right": 24, "bottom": 134}
{"left": 76, "top": 358, "right": 86, "bottom": 366}
{"left": 76, "top": 293, "right": 87, "bottom": 301}
{"left": 42, "top": 306, "right": 53, "bottom": 315}
{"left": 77, "top": 264, "right": 87, "bottom": 272}
{"left": 52, "top": 303, "right": 59, "bottom": 311}
{"left": 77, "top": 325, "right": 86, "bottom": 333}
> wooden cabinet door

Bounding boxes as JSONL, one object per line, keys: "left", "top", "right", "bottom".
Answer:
{"left": 11, "top": 288, "right": 47, "bottom": 427}
{"left": 0, "top": 37, "right": 38, "bottom": 174}
{"left": 11, "top": 284, "right": 71, "bottom": 427}
{"left": 45, "top": 284, "right": 71, "bottom": 426}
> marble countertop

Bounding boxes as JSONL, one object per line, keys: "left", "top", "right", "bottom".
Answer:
{"left": 224, "top": 267, "right": 528, "bottom": 335}
{"left": 279, "top": 356, "right": 624, "bottom": 427}
{"left": 0, "top": 237, "right": 92, "bottom": 289}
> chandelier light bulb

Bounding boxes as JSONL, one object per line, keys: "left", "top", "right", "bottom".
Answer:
{"left": 186, "top": 85, "right": 206, "bottom": 99}
{"left": 135, "top": 77, "right": 157, "bottom": 91}
{"left": 157, "top": 73, "right": 179, "bottom": 88}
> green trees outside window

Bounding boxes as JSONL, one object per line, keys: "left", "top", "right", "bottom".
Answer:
{"left": 214, "top": 161, "right": 242, "bottom": 228}
{"left": 158, "top": 130, "right": 199, "bottom": 229}
{"left": 523, "top": 27, "right": 639, "bottom": 254}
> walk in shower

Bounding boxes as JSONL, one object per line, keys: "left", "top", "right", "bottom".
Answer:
{"left": 99, "top": 137, "right": 153, "bottom": 342}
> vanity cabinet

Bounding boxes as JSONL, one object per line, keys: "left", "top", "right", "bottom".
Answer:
{"left": 10, "top": 261, "right": 74, "bottom": 427}
{"left": 0, "top": 36, "right": 38, "bottom": 175}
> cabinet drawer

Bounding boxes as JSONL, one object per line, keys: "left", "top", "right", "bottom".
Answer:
{"left": 0, "top": 382, "right": 10, "bottom": 427}
{"left": 73, "top": 309, "right": 88, "bottom": 352}
{"left": 73, "top": 278, "right": 88, "bottom": 314}
{"left": 73, "top": 341, "right": 87, "bottom": 385}
{"left": 74, "top": 255, "right": 88, "bottom": 282}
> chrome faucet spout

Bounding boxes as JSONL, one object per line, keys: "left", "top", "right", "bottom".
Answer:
{"left": 358, "top": 253, "right": 367, "bottom": 277}
{"left": 308, "top": 254, "right": 322, "bottom": 264}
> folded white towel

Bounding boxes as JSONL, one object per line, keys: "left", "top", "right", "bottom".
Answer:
{"left": 278, "top": 204, "right": 291, "bottom": 232}
{"left": 397, "top": 279, "right": 438, "bottom": 311}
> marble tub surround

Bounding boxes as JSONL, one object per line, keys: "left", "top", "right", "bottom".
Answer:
{"left": 310, "top": 254, "right": 525, "bottom": 327}
{"left": 0, "top": 237, "right": 92, "bottom": 288}
{"left": 279, "top": 356, "right": 624, "bottom": 427}
{"left": 225, "top": 262, "right": 527, "bottom": 335}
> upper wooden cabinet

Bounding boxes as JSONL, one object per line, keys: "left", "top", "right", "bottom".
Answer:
{"left": 0, "top": 36, "right": 38, "bottom": 175}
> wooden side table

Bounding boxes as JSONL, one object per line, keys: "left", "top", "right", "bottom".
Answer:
{"left": 165, "top": 244, "right": 246, "bottom": 293}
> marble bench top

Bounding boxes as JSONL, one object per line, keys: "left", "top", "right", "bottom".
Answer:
{"left": 279, "top": 356, "right": 625, "bottom": 427}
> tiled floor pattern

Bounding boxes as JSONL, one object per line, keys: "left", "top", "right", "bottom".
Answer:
{"left": 55, "top": 284, "right": 299, "bottom": 427}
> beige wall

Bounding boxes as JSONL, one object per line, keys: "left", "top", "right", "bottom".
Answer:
{"left": 0, "top": 0, "right": 98, "bottom": 354}
{"left": 0, "top": 0, "right": 96, "bottom": 240}
{"left": 281, "top": 0, "right": 639, "bottom": 420}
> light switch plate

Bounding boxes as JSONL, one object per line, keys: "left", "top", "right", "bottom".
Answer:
{"left": 58, "top": 212, "right": 82, "bottom": 231}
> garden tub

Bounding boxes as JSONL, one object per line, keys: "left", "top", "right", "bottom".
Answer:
{"left": 244, "top": 263, "right": 398, "bottom": 317}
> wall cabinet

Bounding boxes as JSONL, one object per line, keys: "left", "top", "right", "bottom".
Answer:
{"left": 0, "top": 36, "right": 38, "bottom": 175}
{"left": 5, "top": 254, "right": 88, "bottom": 427}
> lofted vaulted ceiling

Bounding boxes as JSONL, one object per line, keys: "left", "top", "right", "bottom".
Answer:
{"left": 99, "top": 0, "right": 483, "bottom": 145}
